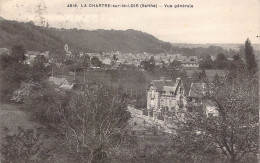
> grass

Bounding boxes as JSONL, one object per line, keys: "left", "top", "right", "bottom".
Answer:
{"left": 0, "top": 103, "right": 40, "bottom": 139}
{"left": 60, "top": 69, "right": 150, "bottom": 97}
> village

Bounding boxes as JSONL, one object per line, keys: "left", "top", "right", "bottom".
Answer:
{"left": 0, "top": 39, "right": 258, "bottom": 163}
{"left": 0, "top": 4, "right": 259, "bottom": 160}
{"left": 0, "top": 45, "right": 202, "bottom": 69}
{"left": 0, "top": 43, "right": 236, "bottom": 135}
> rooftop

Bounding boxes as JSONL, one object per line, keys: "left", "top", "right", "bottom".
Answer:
{"left": 150, "top": 77, "right": 181, "bottom": 94}
{"left": 152, "top": 79, "right": 175, "bottom": 92}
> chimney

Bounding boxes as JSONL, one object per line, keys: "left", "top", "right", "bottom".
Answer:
{"left": 176, "top": 78, "right": 181, "bottom": 83}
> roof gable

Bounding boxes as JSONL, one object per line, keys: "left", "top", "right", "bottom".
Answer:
{"left": 151, "top": 80, "right": 175, "bottom": 92}
{"left": 150, "top": 78, "right": 182, "bottom": 95}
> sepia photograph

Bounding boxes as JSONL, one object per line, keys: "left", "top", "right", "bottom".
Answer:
{"left": 0, "top": 0, "right": 259, "bottom": 162}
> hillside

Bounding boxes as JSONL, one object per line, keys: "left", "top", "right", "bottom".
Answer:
{"left": 0, "top": 19, "right": 172, "bottom": 53}
{"left": 0, "top": 20, "right": 65, "bottom": 52}
{"left": 172, "top": 43, "right": 260, "bottom": 52}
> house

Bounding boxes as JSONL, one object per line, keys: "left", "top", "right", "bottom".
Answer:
{"left": 87, "top": 53, "right": 101, "bottom": 59}
{"left": 40, "top": 51, "right": 50, "bottom": 59}
{"left": 146, "top": 77, "right": 186, "bottom": 121}
{"left": 227, "top": 57, "right": 234, "bottom": 61}
{"left": 180, "top": 61, "right": 199, "bottom": 69}
{"left": 211, "top": 55, "right": 216, "bottom": 61}
{"left": 0, "top": 48, "right": 10, "bottom": 55}
{"left": 188, "top": 56, "right": 198, "bottom": 61}
{"left": 49, "top": 77, "right": 74, "bottom": 90}
{"left": 25, "top": 54, "right": 36, "bottom": 65}
{"left": 178, "top": 55, "right": 188, "bottom": 61}
{"left": 101, "top": 58, "right": 111, "bottom": 65}
{"left": 172, "top": 54, "right": 182, "bottom": 60}
{"left": 187, "top": 83, "right": 218, "bottom": 117}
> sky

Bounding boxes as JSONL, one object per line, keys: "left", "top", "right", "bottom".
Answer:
{"left": 0, "top": 0, "right": 259, "bottom": 44}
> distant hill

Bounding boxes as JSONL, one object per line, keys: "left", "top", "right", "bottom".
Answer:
{"left": 0, "top": 19, "right": 172, "bottom": 53}
{"left": 0, "top": 20, "right": 65, "bottom": 52}
{"left": 172, "top": 43, "right": 260, "bottom": 52}
{"left": 1, "top": 19, "right": 258, "bottom": 56}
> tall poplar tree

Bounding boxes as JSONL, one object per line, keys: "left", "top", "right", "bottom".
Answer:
{"left": 245, "top": 38, "right": 257, "bottom": 74}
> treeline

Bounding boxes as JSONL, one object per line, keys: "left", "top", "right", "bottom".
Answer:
{"left": 170, "top": 45, "right": 237, "bottom": 57}
{"left": 0, "top": 45, "right": 49, "bottom": 102}
{"left": 200, "top": 39, "right": 258, "bottom": 72}
{"left": 200, "top": 53, "right": 243, "bottom": 70}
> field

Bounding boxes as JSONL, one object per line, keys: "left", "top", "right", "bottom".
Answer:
{"left": 0, "top": 103, "right": 40, "bottom": 140}
{"left": 61, "top": 69, "right": 162, "bottom": 98}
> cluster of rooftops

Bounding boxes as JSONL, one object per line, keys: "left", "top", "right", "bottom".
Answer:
{"left": 149, "top": 77, "right": 205, "bottom": 98}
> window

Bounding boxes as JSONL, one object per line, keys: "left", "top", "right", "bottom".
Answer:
{"left": 151, "top": 90, "right": 155, "bottom": 99}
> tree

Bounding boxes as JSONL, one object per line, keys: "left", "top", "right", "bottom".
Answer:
{"left": 80, "top": 54, "right": 91, "bottom": 83}
{"left": 81, "top": 54, "right": 90, "bottom": 68}
{"left": 0, "top": 46, "right": 28, "bottom": 101}
{"left": 49, "top": 50, "right": 66, "bottom": 63}
{"left": 170, "top": 60, "right": 181, "bottom": 69}
{"left": 214, "top": 53, "right": 228, "bottom": 69}
{"left": 212, "top": 73, "right": 220, "bottom": 85}
{"left": 229, "top": 54, "right": 245, "bottom": 73}
{"left": 91, "top": 56, "right": 102, "bottom": 67}
{"left": 64, "top": 53, "right": 81, "bottom": 80}
{"left": 149, "top": 56, "right": 155, "bottom": 65}
{"left": 140, "top": 57, "right": 156, "bottom": 72}
{"left": 0, "top": 60, "right": 30, "bottom": 101}
{"left": 215, "top": 53, "right": 227, "bottom": 62}
{"left": 33, "top": 55, "right": 48, "bottom": 66}
{"left": 30, "top": 56, "right": 49, "bottom": 81}
{"left": 10, "top": 45, "right": 26, "bottom": 61}
{"left": 135, "top": 96, "right": 147, "bottom": 109}
{"left": 50, "top": 85, "right": 131, "bottom": 162}
{"left": 0, "top": 53, "right": 17, "bottom": 71}
{"left": 233, "top": 54, "right": 240, "bottom": 61}
{"left": 172, "top": 74, "right": 259, "bottom": 163}
{"left": 1, "top": 127, "right": 51, "bottom": 162}
{"left": 11, "top": 81, "right": 40, "bottom": 103}
{"left": 200, "top": 54, "right": 213, "bottom": 69}
{"left": 244, "top": 38, "right": 257, "bottom": 74}
{"left": 21, "top": 82, "right": 131, "bottom": 162}
{"left": 0, "top": 46, "right": 49, "bottom": 102}
{"left": 113, "top": 54, "right": 118, "bottom": 61}
{"left": 140, "top": 61, "right": 149, "bottom": 70}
